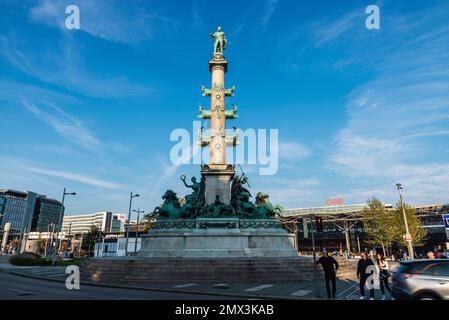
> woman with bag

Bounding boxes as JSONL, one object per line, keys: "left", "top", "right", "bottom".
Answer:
{"left": 376, "top": 254, "right": 391, "bottom": 299}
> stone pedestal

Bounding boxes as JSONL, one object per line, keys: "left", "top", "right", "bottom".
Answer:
{"left": 201, "top": 164, "right": 234, "bottom": 205}
{"left": 138, "top": 218, "right": 297, "bottom": 258}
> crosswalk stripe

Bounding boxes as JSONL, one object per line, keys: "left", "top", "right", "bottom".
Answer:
{"left": 172, "top": 283, "right": 198, "bottom": 288}
{"left": 245, "top": 285, "right": 274, "bottom": 292}
{"left": 213, "top": 283, "right": 228, "bottom": 287}
{"left": 290, "top": 289, "right": 312, "bottom": 296}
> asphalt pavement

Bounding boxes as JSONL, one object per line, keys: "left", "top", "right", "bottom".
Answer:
{"left": 0, "top": 272, "right": 239, "bottom": 300}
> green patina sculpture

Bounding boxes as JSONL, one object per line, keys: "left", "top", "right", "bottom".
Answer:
{"left": 202, "top": 195, "right": 234, "bottom": 218}
{"left": 152, "top": 190, "right": 182, "bottom": 218}
{"left": 152, "top": 175, "right": 282, "bottom": 219}
{"left": 255, "top": 192, "right": 284, "bottom": 218}
{"left": 210, "top": 26, "right": 227, "bottom": 55}
{"left": 198, "top": 105, "right": 238, "bottom": 119}
{"left": 180, "top": 175, "right": 205, "bottom": 217}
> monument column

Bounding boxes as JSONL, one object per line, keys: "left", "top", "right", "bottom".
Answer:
{"left": 210, "top": 58, "right": 227, "bottom": 165}
{"left": 200, "top": 27, "right": 235, "bottom": 206}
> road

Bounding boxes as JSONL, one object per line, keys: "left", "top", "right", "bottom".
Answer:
{"left": 0, "top": 272, "right": 240, "bottom": 300}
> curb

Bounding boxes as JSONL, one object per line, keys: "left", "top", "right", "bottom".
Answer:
{"left": 7, "top": 269, "right": 323, "bottom": 300}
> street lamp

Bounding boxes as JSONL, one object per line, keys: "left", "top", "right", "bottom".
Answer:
{"left": 132, "top": 209, "right": 145, "bottom": 254}
{"left": 53, "top": 188, "right": 76, "bottom": 266}
{"left": 125, "top": 192, "right": 140, "bottom": 256}
{"left": 396, "top": 183, "right": 414, "bottom": 259}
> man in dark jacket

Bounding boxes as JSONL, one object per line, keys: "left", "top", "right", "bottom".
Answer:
{"left": 357, "top": 252, "right": 375, "bottom": 300}
{"left": 316, "top": 250, "right": 339, "bottom": 299}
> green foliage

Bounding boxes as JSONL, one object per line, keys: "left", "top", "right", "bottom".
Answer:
{"left": 82, "top": 225, "right": 105, "bottom": 252}
{"left": 362, "top": 197, "right": 397, "bottom": 254}
{"left": 393, "top": 202, "right": 427, "bottom": 246}
{"left": 9, "top": 254, "right": 51, "bottom": 266}
{"left": 141, "top": 216, "right": 155, "bottom": 232}
{"left": 54, "top": 257, "right": 88, "bottom": 267}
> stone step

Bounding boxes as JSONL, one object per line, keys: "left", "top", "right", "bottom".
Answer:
{"left": 80, "top": 258, "right": 357, "bottom": 284}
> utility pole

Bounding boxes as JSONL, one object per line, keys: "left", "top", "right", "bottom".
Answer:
{"left": 396, "top": 183, "right": 414, "bottom": 259}
{"left": 132, "top": 209, "right": 145, "bottom": 254}
{"left": 55, "top": 188, "right": 76, "bottom": 257}
{"left": 125, "top": 192, "right": 140, "bottom": 256}
{"left": 67, "top": 222, "right": 72, "bottom": 252}
{"left": 310, "top": 214, "right": 320, "bottom": 297}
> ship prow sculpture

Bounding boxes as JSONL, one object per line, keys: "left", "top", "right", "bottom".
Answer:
{"left": 139, "top": 27, "right": 296, "bottom": 258}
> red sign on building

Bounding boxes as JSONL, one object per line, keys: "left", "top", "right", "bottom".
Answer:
{"left": 326, "top": 198, "right": 344, "bottom": 206}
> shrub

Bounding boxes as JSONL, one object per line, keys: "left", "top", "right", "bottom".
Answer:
{"left": 9, "top": 253, "right": 51, "bottom": 266}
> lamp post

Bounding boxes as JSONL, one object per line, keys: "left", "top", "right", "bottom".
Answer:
{"left": 310, "top": 214, "right": 319, "bottom": 298}
{"left": 132, "top": 209, "right": 145, "bottom": 254}
{"left": 396, "top": 183, "right": 414, "bottom": 259}
{"left": 125, "top": 192, "right": 140, "bottom": 256}
{"left": 53, "top": 188, "right": 76, "bottom": 266}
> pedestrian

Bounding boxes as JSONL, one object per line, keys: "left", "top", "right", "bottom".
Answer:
{"left": 316, "top": 250, "right": 339, "bottom": 299}
{"left": 443, "top": 250, "right": 449, "bottom": 259}
{"left": 376, "top": 254, "right": 391, "bottom": 300}
{"left": 357, "top": 252, "right": 375, "bottom": 300}
{"left": 427, "top": 251, "right": 435, "bottom": 259}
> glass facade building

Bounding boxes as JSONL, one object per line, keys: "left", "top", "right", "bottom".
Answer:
{"left": 0, "top": 196, "right": 5, "bottom": 227}
{"left": 31, "top": 198, "right": 64, "bottom": 232}
{"left": 0, "top": 189, "right": 63, "bottom": 238}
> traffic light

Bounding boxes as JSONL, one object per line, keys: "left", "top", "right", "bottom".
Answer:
{"left": 315, "top": 217, "right": 323, "bottom": 232}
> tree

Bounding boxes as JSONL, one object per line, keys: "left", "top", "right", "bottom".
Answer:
{"left": 392, "top": 202, "right": 427, "bottom": 247}
{"left": 142, "top": 213, "right": 156, "bottom": 232}
{"left": 361, "top": 197, "right": 396, "bottom": 256}
{"left": 82, "top": 225, "right": 104, "bottom": 254}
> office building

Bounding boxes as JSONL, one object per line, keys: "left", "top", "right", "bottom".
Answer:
{"left": 62, "top": 212, "right": 126, "bottom": 235}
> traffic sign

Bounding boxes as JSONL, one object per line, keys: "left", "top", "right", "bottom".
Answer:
{"left": 403, "top": 233, "right": 412, "bottom": 242}
{"left": 443, "top": 214, "right": 449, "bottom": 229}
{"left": 443, "top": 214, "right": 449, "bottom": 240}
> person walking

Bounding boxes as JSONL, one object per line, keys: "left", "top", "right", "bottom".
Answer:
{"left": 376, "top": 254, "right": 391, "bottom": 300}
{"left": 316, "top": 250, "right": 339, "bottom": 299}
{"left": 357, "top": 252, "right": 375, "bottom": 300}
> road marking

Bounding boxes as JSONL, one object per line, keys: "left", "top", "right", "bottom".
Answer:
{"left": 245, "top": 284, "right": 274, "bottom": 292}
{"left": 213, "top": 283, "right": 229, "bottom": 288}
{"left": 172, "top": 283, "right": 198, "bottom": 288}
{"left": 8, "top": 288, "right": 37, "bottom": 295}
{"left": 290, "top": 289, "right": 312, "bottom": 296}
{"left": 345, "top": 287, "right": 360, "bottom": 299}
{"left": 336, "top": 283, "right": 358, "bottom": 298}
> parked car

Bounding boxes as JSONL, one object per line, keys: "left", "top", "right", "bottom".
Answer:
{"left": 392, "top": 259, "right": 449, "bottom": 300}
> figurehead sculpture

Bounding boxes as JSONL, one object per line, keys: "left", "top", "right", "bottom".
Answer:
{"left": 210, "top": 26, "right": 227, "bottom": 55}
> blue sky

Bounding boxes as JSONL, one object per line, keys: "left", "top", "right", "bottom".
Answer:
{"left": 1, "top": 0, "right": 449, "bottom": 218}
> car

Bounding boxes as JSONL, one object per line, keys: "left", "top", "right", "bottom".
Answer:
{"left": 391, "top": 259, "right": 449, "bottom": 300}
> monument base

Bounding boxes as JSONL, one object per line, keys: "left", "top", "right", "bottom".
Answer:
{"left": 138, "top": 218, "right": 297, "bottom": 258}
{"left": 201, "top": 164, "right": 235, "bottom": 205}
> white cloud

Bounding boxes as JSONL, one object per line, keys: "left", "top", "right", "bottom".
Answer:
{"left": 261, "top": 0, "right": 279, "bottom": 28}
{"left": 326, "top": 3, "right": 449, "bottom": 205}
{"left": 0, "top": 34, "right": 154, "bottom": 100}
{"left": 22, "top": 99, "right": 102, "bottom": 152}
{"left": 313, "top": 10, "right": 361, "bottom": 47}
{"left": 278, "top": 141, "right": 311, "bottom": 161}
{"left": 29, "top": 0, "right": 177, "bottom": 44}
{"left": 22, "top": 165, "right": 123, "bottom": 189}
